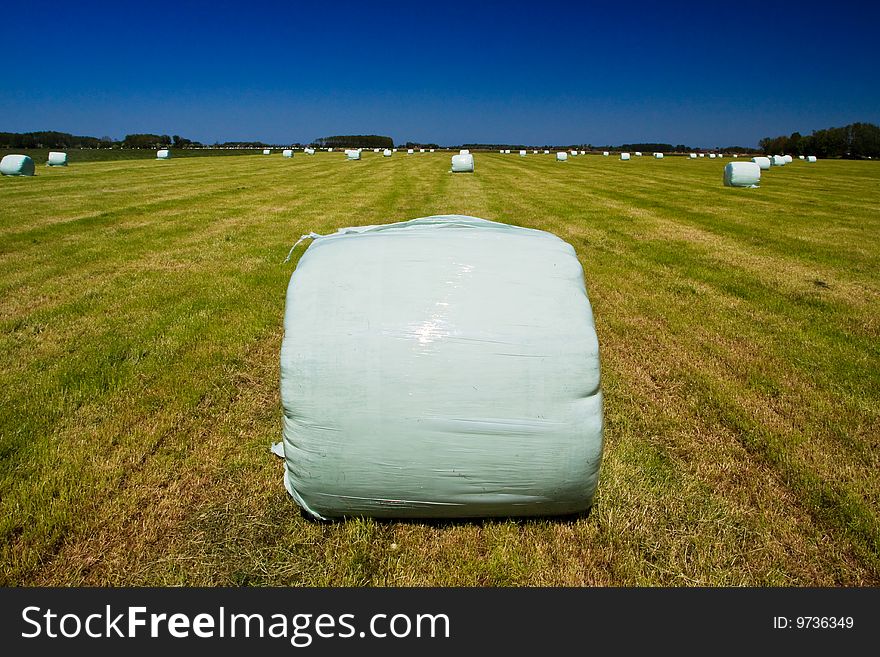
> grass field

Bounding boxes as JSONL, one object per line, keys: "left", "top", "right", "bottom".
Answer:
{"left": 1, "top": 152, "right": 878, "bottom": 586}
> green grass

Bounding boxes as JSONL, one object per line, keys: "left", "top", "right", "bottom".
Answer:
{"left": 0, "top": 147, "right": 269, "bottom": 163}
{"left": 1, "top": 152, "right": 878, "bottom": 586}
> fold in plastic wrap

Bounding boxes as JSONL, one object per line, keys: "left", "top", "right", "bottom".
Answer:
{"left": 280, "top": 215, "right": 603, "bottom": 519}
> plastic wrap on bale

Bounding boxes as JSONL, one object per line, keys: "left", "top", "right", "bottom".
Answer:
{"left": 279, "top": 215, "right": 604, "bottom": 519}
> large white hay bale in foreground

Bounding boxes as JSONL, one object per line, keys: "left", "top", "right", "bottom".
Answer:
{"left": 47, "top": 151, "right": 68, "bottom": 166}
{"left": 689, "top": 153, "right": 697, "bottom": 159}
{"left": 156, "top": 149, "right": 171, "bottom": 159}
{"left": 383, "top": 149, "right": 392, "bottom": 157}
{"left": 557, "top": 152, "right": 568, "bottom": 162}
{"left": 654, "top": 152, "right": 664, "bottom": 159}
{"left": 0, "top": 154, "right": 35, "bottom": 176}
{"left": 280, "top": 215, "right": 603, "bottom": 519}
{"left": 783, "top": 154, "right": 793, "bottom": 163}
{"left": 451, "top": 153, "right": 475, "bottom": 172}
{"left": 771, "top": 155, "right": 786, "bottom": 166}
{"left": 519, "top": 150, "right": 527, "bottom": 157}
{"left": 723, "top": 161, "right": 761, "bottom": 188}
{"left": 282, "top": 149, "right": 293, "bottom": 158}
{"left": 752, "top": 156, "right": 771, "bottom": 170}
{"left": 620, "top": 152, "right": 630, "bottom": 160}
{"left": 263, "top": 149, "right": 271, "bottom": 155}
{"left": 807, "top": 155, "right": 817, "bottom": 163}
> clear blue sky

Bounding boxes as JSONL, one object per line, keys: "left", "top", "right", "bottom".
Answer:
{"left": 2, "top": 0, "right": 878, "bottom": 147}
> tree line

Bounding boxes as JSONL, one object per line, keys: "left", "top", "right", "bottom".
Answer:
{"left": 759, "top": 123, "right": 879, "bottom": 158}
{"left": 0, "top": 131, "right": 112, "bottom": 149}
{"left": 314, "top": 135, "right": 393, "bottom": 148}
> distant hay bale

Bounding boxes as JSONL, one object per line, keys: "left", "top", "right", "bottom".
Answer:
{"left": 519, "top": 150, "right": 527, "bottom": 157}
{"left": 544, "top": 150, "right": 550, "bottom": 154}
{"left": 374, "top": 148, "right": 381, "bottom": 153}
{"left": 499, "top": 150, "right": 504, "bottom": 154}
{"left": 799, "top": 155, "right": 805, "bottom": 160}
{"left": 807, "top": 155, "right": 817, "bottom": 163}
{"left": 263, "top": 149, "right": 271, "bottom": 155}
{"left": 407, "top": 149, "right": 414, "bottom": 154}
{"left": 718, "top": 154, "right": 724, "bottom": 158}
{"left": 635, "top": 151, "right": 642, "bottom": 156}
{"left": 304, "top": 148, "right": 315, "bottom": 155}
{"left": 345, "top": 149, "right": 361, "bottom": 160}
{"left": 771, "top": 155, "right": 786, "bottom": 166}
{"left": 430, "top": 149, "right": 435, "bottom": 152}
{"left": 47, "top": 151, "right": 68, "bottom": 166}
{"left": 699, "top": 153, "right": 705, "bottom": 157}
{"left": 654, "top": 152, "right": 664, "bottom": 159}
{"left": 460, "top": 149, "right": 470, "bottom": 155}
{"left": 783, "top": 155, "right": 793, "bottom": 163}
{"left": 733, "top": 154, "right": 739, "bottom": 158}
{"left": 504, "top": 149, "right": 511, "bottom": 154}
{"left": 602, "top": 151, "right": 609, "bottom": 156}
{"left": 556, "top": 152, "right": 568, "bottom": 162}
{"left": 533, "top": 150, "right": 538, "bottom": 154}
{"left": 709, "top": 153, "right": 716, "bottom": 159}
{"left": 451, "top": 153, "right": 475, "bottom": 173}
{"left": 0, "top": 154, "right": 35, "bottom": 176}
{"left": 383, "top": 149, "right": 392, "bottom": 157}
{"left": 752, "top": 156, "right": 771, "bottom": 170}
{"left": 420, "top": 148, "right": 426, "bottom": 153}
{"left": 282, "top": 149, "right": 293, "bottom": 158}
{"left": 580, "top": 150, "right": 585, "bottom": 155}
{"left": 570, "top": 150, "right": 577, "bottom": 156}
{"left": 156, "top": 149, "right": 171, "bottom": 159}
{"left": 689, "top": 153, "right": 697, "bottom": 159}
{"left": 620, "top": 152, "right": 630, "bottom": 160}
{"left": 723, "top": 161, "right": 761, "bottom": 188}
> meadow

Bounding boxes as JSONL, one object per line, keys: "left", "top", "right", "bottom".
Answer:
{"left": 1, "top": 151, "right": 878, "bottom": 586}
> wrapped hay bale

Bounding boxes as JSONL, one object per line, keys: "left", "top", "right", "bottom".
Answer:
{"left": 709, "top": 153, "right": 716, "bottom": 159}
{"left": 519, "top": 150, "right": 527, "bottom": 157}
{"left": 544, "top": 150, "right": 550, "bottom": 154}
{"left": 752, "top": 156, "right": 771, "bottom": 170}
{"left": 557, "top": 152, "right": 568, "bottom": 161}
{"left": 460, "top": 149, "right": 470, "bottom": 155}
{"left": 156, "top": 149, "right": 171, "bottom": 159}
{"left": 807, "top": 155, "right": 817, "bottom": 163}
{"left": 383, "top": 149, "right": 392, "bottom": 157}
{"left": 305, "top": 148, "right": 316, "bottom": 155}
{"left": 689, "top": 153, "right": 697, "bottom": 159}
{"left": 783, "top": 155, "right": 793, "bottom": 163}
{"left": 620, "top": 152, "right": 630, "bottom": 160}
{"left": 0, "top": 154, "right": 35, "bottom": 176}
{"left": 602, "top": 151, "right": 609, "bottom": 156}
{"left": 279, "top": 215, "right": 604, "bottom": 519}
{"left": 723, "top": 161, "right": 761, "bottom": 188}
{"left": 47, "top": 151, "right": 68, "bottom": 166}
{"left": 407, "top": 149, "right": 414, "bottom": 154}
{"left": 799, "top": 155, "right": 805, "bottom": 160}
{"left": 345, "top": 149, "right": 361, "bottom": 160}
{"left": 451, "top": 153, "right": 475, "bottom": 172}
{"left": 771, "top": 155, "right": 786, "bottom": 166}
{"left": 654, "top": 152, "right": 664, "bottom": 159}
{"left": 263, "top": 149, "right": 271, "bottom": 155}
{"left": 699, "top": 153, "right": 705, "bottom": 157}
{"left": 635, "top": 152, "right": 642, "bottom": 156}
{"left": 282, "top": 149, "right": 293, "bottom": 158}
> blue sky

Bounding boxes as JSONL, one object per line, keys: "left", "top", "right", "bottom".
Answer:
{"left": 2, "top": 0, "right": 878, "bottom": 147}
